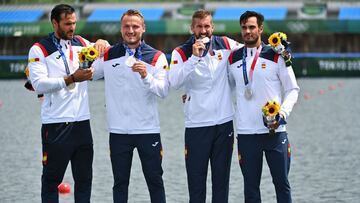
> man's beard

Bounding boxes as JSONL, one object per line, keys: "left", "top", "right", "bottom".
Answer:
{"left": 58, "top": 29, "right": 73, "bottom": 40}
{"left": 244, "top": 35, "right": 259, "bottom": 46}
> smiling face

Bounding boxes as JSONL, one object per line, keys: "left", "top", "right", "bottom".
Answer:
{"left": 120, "top": 14, "right": 145, "bottom": 49}
{"left": 240, "top": 16, "right": 263, "bottom": 48}
{"left": 191, "top": 15, "right": 214, "bottom": 40}
{"left": 52, "top": 12, "right": 76, "bottom": 40}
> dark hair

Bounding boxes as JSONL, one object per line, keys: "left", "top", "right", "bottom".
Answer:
{"left": 121, "top": 9, "right": 144, "bottom": 24}
{"left": 239, "top": 11, "right": 264, "bottom": 26}
{"left": 50, "top": 4, "right": 75, "bottom": 23}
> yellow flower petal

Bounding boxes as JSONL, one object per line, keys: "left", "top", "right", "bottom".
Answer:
{"left": 78, "top": 53, "right": 86, "bottom": 63}
{"left": 24, "top": 66, "right": 29, "bottom": 77}
{"left": 85, "top": 47, "right": 99, "bottom": 61}
{"left": 268, "top": 33, "right": 281, "bottom": 47}
{"left": 278, "top": 32, "right": 287, "bottom": 41}
{"left": 262, "top": 100, "right": 280, "bottom": 116}
{"left": 81, "top": 47, "right": 88, "bottom": 54}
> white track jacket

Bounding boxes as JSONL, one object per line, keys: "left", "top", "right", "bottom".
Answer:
{"left": 92, "top": 42, "right": 169, "bottom": 134}
{"left": 28, "top": 33, "right": 92, "bottom": 124}
{"left": 169, "top": 35, "right": 242, "bottom": 128}
{"left": 228, "top": 43, "right": 300, "bottom": 134}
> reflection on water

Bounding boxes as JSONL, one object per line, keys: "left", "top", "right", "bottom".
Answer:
{"left": 0, "top": 78, "right": 359, "bottom": 202}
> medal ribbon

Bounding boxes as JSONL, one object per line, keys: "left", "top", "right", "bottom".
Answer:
{"left": 242, "top": 45, "right": 262, "bottom": 86}
{"left": 123, "top": 43, "right": 142, "bottom": 61}
{"left": 51, "top": 33, "right": 73, "bottom": 75}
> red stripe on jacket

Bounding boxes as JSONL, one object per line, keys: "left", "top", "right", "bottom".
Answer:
{"left": 222, "top": 36, "right": 231, "bottom": 50}
{"left": 103, "top": 47, "right": 111, "bottom": 61}
{"left": 34, "top": 43, "right": 48, "bottom": 57}
{"left": 228, "top": 52, "right": 234, "bottom": 65}
{"left": 151, "top": 51, "right": 162, "bottom": 67}
{"left": 274, "top": 53, "right": 279, "bottom": 63}
{"left": 175, "top": 47, "right": 187, "bottom": 62}
{"left": 75, "top": 35, "right": 87, "bottom": 47}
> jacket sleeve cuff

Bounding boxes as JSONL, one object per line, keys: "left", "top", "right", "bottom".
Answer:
{"left": 142, "top": 73, "right": 153, "bottom": 85}
{"left": 61, "top": 78, "right": 68, "bottom": 88}
{"left": 279, "top": 110, "right": 288, "bottom": 121}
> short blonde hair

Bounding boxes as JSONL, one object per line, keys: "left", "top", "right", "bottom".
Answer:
{"left": 191, "top": 9, "right": 212, "bottom": 26}
{"left": 121, "top": 9, "right": 145, "bottom": 24}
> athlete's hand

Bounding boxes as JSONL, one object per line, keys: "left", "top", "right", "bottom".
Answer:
{"left": 131, "top": 61, "right": 147, "bottom": 79}
{"left": 267, "top": 114, "right": 285, "bottom": 130}
{"left": 94, "top": 39, "right": 109, "bottom": 56}
{"left": 192, "top": 39, "right": 206, "bottom": 57}
{"left": 268, "top": 122, "right": 280, "bottom": 130}
{"left": 72, "top": 67, "right": 94, "bottom": 82}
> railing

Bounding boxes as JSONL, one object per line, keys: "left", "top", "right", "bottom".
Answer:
{"left": 1, "top": 53, "right": 360, "bottom": 79}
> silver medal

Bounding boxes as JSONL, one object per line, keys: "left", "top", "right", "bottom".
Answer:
{"left": 125, "top": 56, "right": 136, "bottom": 67}
{"left": 244, "top": 85, "right": 252, "bottom": 99}
{"left": 67, "top": 83, "right": 75, "bottom": 91}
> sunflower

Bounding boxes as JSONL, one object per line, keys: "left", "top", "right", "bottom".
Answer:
{"left": 268, "top": 33, "right": 281, "bottom": 47}
{"left": 81, "top": 47, "right": 88, "bottom": 55}
{"left": 78, "top": 52, "right": 86, "bottom": 63}
{"left": 24, "top": 66, "right": 30, "bottom": 78}
{"left": 262, "top": 100, "right": 280, "bottom": 117}
{"left": 85, "top": 47, "right": 99, "bottom": 61}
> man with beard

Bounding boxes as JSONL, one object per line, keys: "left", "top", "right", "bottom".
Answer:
{"left": 228, "top": 11, "right": 299, "bottom": 203}
{"left": 168, "top": 9, "right": 242, "bottom": 203}
{"left": 92, "top": 9, "right": 168, "bottom": 203}
{"left": 27, "top": 4, "right": 108, "bottom": 203}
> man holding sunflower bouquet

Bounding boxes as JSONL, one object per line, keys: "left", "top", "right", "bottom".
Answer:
{"left": 228, "top": 11, "right": 300, "bottom": 202}
{"left": 27, "top": 4, "right": 108, "bottom": 202}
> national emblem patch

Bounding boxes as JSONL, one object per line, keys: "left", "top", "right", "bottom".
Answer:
{"left": 28, "top": 58, "right": 40, "bottom": 63}
{"left": 217, "top": 53, "right": 222, "bottom": 60}
{"left": 261, "top": 62, "right": 266, "bottom": 69}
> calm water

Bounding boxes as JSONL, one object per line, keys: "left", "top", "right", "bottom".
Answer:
{"left": 1, "top": 78, "right": 360, "bottom": 203}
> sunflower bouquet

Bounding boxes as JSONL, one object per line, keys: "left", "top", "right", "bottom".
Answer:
{"left": 78, "top": 46, "right": 99, "bottom": 69}
{"left": 24, "top": 66, "right": 34, "bottom": 91}
{"left": 23, "top": 66, "right": 44, "bottom": 98}
{"left": 262, "top": 100, "right": 286, "bottom": 135}
{"left": 268, "top": 32, "right": 292, "bottom": 67}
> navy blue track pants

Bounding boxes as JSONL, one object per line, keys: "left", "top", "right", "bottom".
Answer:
{"left": 41, "top": 120, "right": 93, "bottom": 203}
{"left": 185, "top": 120, "right": 234, "bottom": 203}
{"left": 109, "top": 133, "right": 166, "bottom": 203}
{"left": 237, "top": 132, "right": 292, "bottom": 203}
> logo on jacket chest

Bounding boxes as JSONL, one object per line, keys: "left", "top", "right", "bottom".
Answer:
{"left": 112, "top": 63, "right": 120, "bottom": 68}
{"left": 236, "top": 61, "right": 267, "bottom": 69}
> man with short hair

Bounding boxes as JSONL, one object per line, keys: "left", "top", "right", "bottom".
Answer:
{"left": 28, "top": 4, "right": 107, "bottom": 203}
{"left": 228, "top": 11, "right": 299, "bottom": 203}
{"left": 168, "top": 9, "right": 242, "bottom": 203}
{"left": 92, "top": 9, "right": 168, "bottom": 203}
